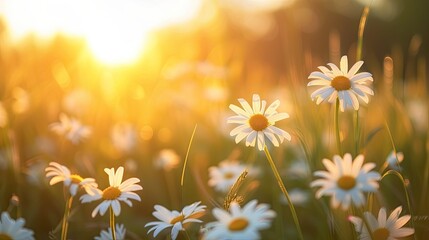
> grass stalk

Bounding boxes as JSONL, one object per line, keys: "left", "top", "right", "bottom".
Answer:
{"left": 381, "top": 170, "right": 415, "bottom": 239}
{"left": 356, "top": 6, "right": 370, "bottom": 62}
{"left": 110, "top": 206, "right": 117, "bottom": 240}
{"left": 263, "top": 146, "right": 304, "bottom": 240}
{"left": 383, "top": 121, "right": 416, "bottom": 239}
{"left": 61, "top": 196, "right": 73, "bottom": 240}
{"left": 420, "top": 137, "right": 429, "bottom": 212}
{"left": 181, "top": 124, "right": 198, "bottom": 187}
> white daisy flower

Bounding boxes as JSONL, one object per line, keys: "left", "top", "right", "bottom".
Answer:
{"left": 80, "top": 166, "right": 142, "bottom": 217}
{"left": 307, "top": 55, "right": 374, "bottom": 111}
{"left": 286, "top": 160, "right": 310, "bottom": 180}
{"left": 349, "top": 206, "right": 415, "bottom": 239}
{"left": 50, "top": 113, "right": 92, "bottom": 144}
{"left": 154, "top": 149, "right": 180, "bottom": 171}
{"left": 227, "top": 94, "right": 291, "bottom": 151}
{"left": 45, "top": 162, "right": 98, "bottom": 196}
{"left": 111, "top": 122, "right": 137, "bottom": 153}
{"left": 204, "top": 200, "right": 276, "bottom": 240}
{"left": 94, "top": 223, "right": 126, "bottom": 240}
{"left": 63, "top": 89, "right": 93, "bottom": 116}
{"left": 385, "top": 151, "right": 404, "bottom": 170}
{"left": 280, "top": 188, "right": 310, "bottom": 206}
{"left": 310, "top": 153, "right": 381, "bottom": 210}
{"left": 0, "top": 211, "right": 34, "bottom": 240}
{"left": 11, "top": 87, "right": 29, "bottom": 114}
{"left": 145, "top": 201, "right": 206, "bottom": 240}
{"left": 208, "top": 160, "right": 247, "bottom": 192}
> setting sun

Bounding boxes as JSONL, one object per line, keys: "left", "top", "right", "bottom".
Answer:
{"left": 0, "top": 0, "right": 202, "bottom": 65}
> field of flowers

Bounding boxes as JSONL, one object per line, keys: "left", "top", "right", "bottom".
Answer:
{"left": 0, "top": 1, "right": 428, "bottom": 239}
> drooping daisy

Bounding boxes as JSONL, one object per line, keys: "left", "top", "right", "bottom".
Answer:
{"left": 204, "top": 200, "right": 276, "bottom": 240}
{"left": 385, "top": 151, "right": 404, "bottom": 170}
{"left": 94, "top": 223, "right": 126, "bottom": 240}
{"left": 307, "top": 55, "right": 374, "bottom": 111}
{"left": 145, "top": 201, "right": 206, "bottom": 240}
{"left": 80, "top": 166, "right": 142, "bottom": 217}
{"left": 349, "top": 206, "right": 415, "bottom": 239}
{"left": 45, "top": 162, "right": 98, "bottom": 196}
{"left": 50, "top": 113, "right": 92, "bottom": 144}
{"left": 310, "top": 153, "right": 381, "bottom": 210}
{"left": 227, "top": 94, "right": 291, "bottom": 151}
{"left": 0, "top": 212, "right": 34, "bottom": 240}
{"left": 208, "top": 160, "right": 247, "bottom": 192}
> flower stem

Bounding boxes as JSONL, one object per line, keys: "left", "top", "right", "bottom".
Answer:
{"left": 110, "top": 206, "right": 117, "bottom": 240}
{"left": 263, "top": 146, "right": 304, "bottom": 240}
{"left": 353, "top": 110, "right": 360, "bottom": 155}
{"left": 61, "top": 196, "right": 73, "bottom": 240}
{"left": 183, "top": 230, "right": 191, "bottom": 240}
{"left": 334, "top": 99, "right": 342, "bottom": 155}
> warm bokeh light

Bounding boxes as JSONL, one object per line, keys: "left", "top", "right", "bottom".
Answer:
{"left": 0, "top": 0, "right": 202, "bottom": 65}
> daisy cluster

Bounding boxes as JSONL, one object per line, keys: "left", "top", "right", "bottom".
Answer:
{"left": 0, "top": 6, "right": 424, "bottom": 237}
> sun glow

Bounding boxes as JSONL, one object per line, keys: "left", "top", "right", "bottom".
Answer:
{"left": 0, "top": 0, "right": 201, "bottom": 65}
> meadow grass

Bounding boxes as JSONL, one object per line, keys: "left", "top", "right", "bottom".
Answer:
{"left": 0, "top": 2, "right": 427, "bottom": 240}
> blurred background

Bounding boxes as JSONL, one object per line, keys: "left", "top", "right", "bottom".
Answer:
{"left": 0, "top": 0, "right": 428, "bottom": 239}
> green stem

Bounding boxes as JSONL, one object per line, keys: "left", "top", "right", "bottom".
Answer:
{"left": 61, "top": 196, "right": 73, "bottom": 240}
{"left": 356, "top": 6, "right": 370, "bottom": 62}
{"left": 110, "top": 206, "right": 117, "bottom": 240}
{"left": 263, "top": 146, "right": 304, "bottom": 240}
{"left": 183, "top": 230, "right": 191, "bottom": 240}
{"left": 354, "top": 110, "right": 360, "bottom": 155}
{"left": 334, "top": 99, "right": 342, "bottom": 155}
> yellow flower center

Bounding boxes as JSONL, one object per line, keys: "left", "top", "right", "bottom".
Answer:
{"left": 224, "top": 172, "right": 235, "bottom": 180}
{"left": 249, "top": 114, "right": 269, "bottom": 131}
{"left": 0, "top": 233, "right": 12, "bottom": 240}
{"left": 228, "top": 218, "right": 249, "bottom": 231}
{"left": 102, "top": 186, "right": 121, "bottom": 200}
{"left": 337, "top": 175, "right": 356, "bottom": 190}
{"left": 70, "top": 174, "right": 83, "bottom": 184}
{"left": 170, "top": 214, "right": 185, "bottom": 224}
{"left": 372, "top": 227, "right": 390, "bottom": 240}
{"left": 331, "top": 76, "right": 351, "bottom": 91}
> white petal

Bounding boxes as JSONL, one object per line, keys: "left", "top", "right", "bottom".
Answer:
{"left": 340, "top": 56, "right": 349, "bottom": 75}
{"left": 347, "top": 60, "right": 364, "bottom": 78}
{"left": 252, "top": 94, "right": 261, "bottom": 114}
{"left": 238, "top": 98, "right": 254, "bottom": 115}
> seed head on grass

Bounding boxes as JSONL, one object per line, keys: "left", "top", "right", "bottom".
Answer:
{"left": 209, "top": 160, "right": 250, "bottom": 193}
{"left": 227, "top": 94, "right": 291, "bottom": 151}
{"left": 307, "top": 55, "right": 374, "bottom": 112}
{"left": 310, "top": 153, "right": 381, "bottom": 210}
{"left": 349, "top": 206, "right": 415, "bottom": 239}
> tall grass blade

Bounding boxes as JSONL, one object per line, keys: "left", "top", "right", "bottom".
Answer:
{"left": 181, "top": 124, "right": 198, "bottom": 186}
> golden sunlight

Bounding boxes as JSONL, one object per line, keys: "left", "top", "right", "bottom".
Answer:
{"left": 0, "top": 0, "right": 202, "bottom": 65}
